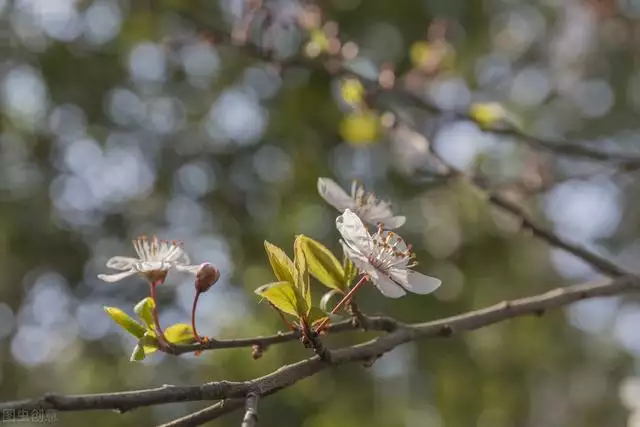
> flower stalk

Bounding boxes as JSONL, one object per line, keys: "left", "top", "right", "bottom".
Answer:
{"left": 314, "top": 274, "right": 369, "bottom": 332}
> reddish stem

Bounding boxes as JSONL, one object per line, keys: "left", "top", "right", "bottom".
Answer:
{"left": 314, "top": 274, "right": 369, "bottom": 332}
{"left": 150, "top": 279, "right": 169, "bottom": 348}
{"left": 191, "top": 290, "right": 203, "bottom": 344}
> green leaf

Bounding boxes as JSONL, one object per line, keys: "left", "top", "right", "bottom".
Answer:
{"left": 309, "top": 306, "right": 329, "bottom": 323}
{"left": 165, "top": 323, "right": 198, "bottom": 345}
{"left": 104, "top": 307, "right": 146, "bottom": 338}
{"left": 130, "top": 344, "right": 146, "bottom": 362}
{"left": 293, "top": 236, "right": 311, "bottom": 314}
{"left": 300, "top": 236, "right": 346, "bottom": 292}
{"left": 134, "top": 297, "right": 155, "bottom": 330}
{"left": 264, "top": 241, "right": 296, "bottom": 284}
{"left": 140, "top": 332, "right": 159, "bottom": 354}
{"left": 255, "top": 281, "right": 301, "bottom": 318}
{"left": 343, "top": 253, "right": 359, "bottom": 286}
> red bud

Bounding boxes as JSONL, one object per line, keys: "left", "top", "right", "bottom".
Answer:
{"left": 195, "top": 263, "right": 220, "bottom": 293}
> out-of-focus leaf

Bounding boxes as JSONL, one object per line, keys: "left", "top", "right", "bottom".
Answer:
{"left": 294, "top": 236, "right": 311, "bottom": 314}
{"left": 165, "top": 323, "right": 197, "bottom": 345}
{"left": 134, "top": 297, "right": 155, "bottom": 330}
{"left": 341, "top": 78, "right": 365, "bottom": 106}
{"left": 300, "top": 235, "right": 346, "bottom": 292}
{"left": 320, "top": 289, "right": 344, "bottom": 313}
{"left": 255, "top": 281, "right": 302, "bottom": 318}
{"left": 130, "top": 344, "right": 146, "bottom": 362}
{"left": 339, "top": 111, "right": 380, "bottom": 146}
{"left": 104, "top": 307, "right": 146, "bottom": 338}
{"left": 264, "top": 241, "right": 296, "bottom": 284}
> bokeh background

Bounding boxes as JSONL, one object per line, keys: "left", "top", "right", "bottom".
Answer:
{"left": 2, "top": 0, "right": 640, "bottom": 425}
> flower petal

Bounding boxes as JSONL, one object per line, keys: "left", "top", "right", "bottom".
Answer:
{"left": 174, "top": 264, "right": 201, "bottom": 275}
{"left": 390, "top": 269, "right": 441, "bottom": 294}
{"left": 340, "top": 240, "right": 369, "bottom": 272}
{"left": 98, "top": 270, "right": 137, "bottom": 283}
{"left": 336, "top": 209, "right": 373, "bottom": 255}
{"left": 136, "top": 261, "right": 169, "bottom": 272}
{"left": 378, "top": 215, "right": 406, "bottom": 230}
{"left": 105, "top": 256, "right": 139, "bottom": 271}
{"left": 318, "top": 177, "right": 355, "bottom": 212}
{"left": 369, "top": 269, "right": 406, "bottom": 298}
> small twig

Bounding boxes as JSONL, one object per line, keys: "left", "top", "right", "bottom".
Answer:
{"left": 241, "top": 393, "right": 259, "bottom": 427}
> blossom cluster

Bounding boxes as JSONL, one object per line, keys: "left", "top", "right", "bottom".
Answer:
{"left": 98, "top": 177, "right": 441, "bottom": 359}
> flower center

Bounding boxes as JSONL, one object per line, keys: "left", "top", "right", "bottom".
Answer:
{"left": 369, "top": 226, "right": 417, "bottom": 272}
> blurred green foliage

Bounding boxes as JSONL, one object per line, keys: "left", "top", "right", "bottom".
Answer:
{"left": 0, "top": 0, "right": 638, "bottom": 426}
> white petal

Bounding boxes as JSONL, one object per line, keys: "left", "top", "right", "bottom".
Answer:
{"left": 136, "top": 261, "right": 168, "bottom": 272}
{"left": 174, "top": 264, "right": 201, "bottom": 275}
{"left": 105, "top": 256, "right": 139, "bottom": 271}
{"left": 369, "top": 270, "right": 406, "bottom": 298}
{"left": 336, "top": 209, "right": 373, "bottom": 255}
{"left": 391, "top": 269, "right": 441, "bottom": 295}
{"left": 378, "top": 216, "right": 406, "bottom": 230}
{"left": 97, "top": 270, "right": 137, "bottom": 283}
{"left": 318, "top": 177, "right": 355, "bottom": 212}
{"left": 340, "top": 240, "right": 369, "bottom": 272}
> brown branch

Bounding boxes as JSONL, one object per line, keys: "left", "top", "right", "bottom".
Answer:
{"left": 175, "top": 2, "right": 640, "bottom": 170}
{"left": 167, "top": 316, "right": 399, "bottom": 355}
{"left": 3, "top": 275, "right": 638, "bottom": 419}
{"left": 158, "top": 400, "right": 241, "bottom": 427}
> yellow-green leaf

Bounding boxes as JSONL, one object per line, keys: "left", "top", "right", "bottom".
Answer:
{"left": 255, "top": 281, "right": 301, "bottom": 318}
{"left": 134, "top": 297, "right": 155, "bottom": 330}
{"left": 140, "top": 332, "right": 158, "bottom": 354}
{"left": 301, "top": 236, "right": 346, "bottom": 292}
{"left": 130, "top": 344, "right": 146, "bottom": 362}
{"left": 165, "top": 323, "right": 198, "bottom": 345}
{"left": 294, "top": 236, "right": 311, "bottom": 314}
{"left": 264, "top": 241, "right": 296, "bottom": 284}
{"left": 104, "top": 307, "right": 146, "bottom": 338}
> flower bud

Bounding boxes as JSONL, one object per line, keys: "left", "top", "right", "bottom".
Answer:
{"left": 195, "top": 263, "right": 220, "bottom": 293}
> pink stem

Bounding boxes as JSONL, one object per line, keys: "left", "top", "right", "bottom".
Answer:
{"left": 191, "top": 291, "right": 203, "bottom": 344}
{"left": 150, "top": 279, "right": 169, "bottom": 348}
{"left": 314, "top": 275, "right": 368, "bottom": 332}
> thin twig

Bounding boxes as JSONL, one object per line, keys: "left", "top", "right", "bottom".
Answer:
{"left": 241, "top": 393, "right": 259, "bottom": 427}
{"left": 3, "top": 275, "right": 638, "bottom": 416}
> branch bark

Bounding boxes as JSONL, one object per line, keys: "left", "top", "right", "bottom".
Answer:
{"left": 241, "top": 393, "right": 259, "bottom": 427}
{"left": 2, "top": 275, "right": 637, "bottom": 419}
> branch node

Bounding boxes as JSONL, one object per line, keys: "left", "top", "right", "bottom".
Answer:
{"left": 439, "top": 324, "right": 454, "bottom": 337}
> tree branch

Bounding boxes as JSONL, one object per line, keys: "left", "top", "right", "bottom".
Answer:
{"left": 241, "top": 392, "right": 259, "bottom": 427}
{"left": 3, "top": 275, "right": 637, "bottom": 419}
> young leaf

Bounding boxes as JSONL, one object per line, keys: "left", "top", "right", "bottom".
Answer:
{"left": 165, "top": 323, "right": 198, "bottom": 345}
{"left": 134, "top": 297, "right": 155, "bottom": 330}
{"left": 104, "top": 307, "right": 146, "bottom": 339}
{"left": 300, "top": 236, "right": 346, "bottom": 292}
{"left": 264, "top": 241, "right": 296, "bottom": 284}
{"left": 130, "top": 344, "right": 146, "bottom": 362}
{"left": 293, "top": 236, "right": 311, "bottom": 313}
{"left": 255, "top": 281, "right": 301, "bottom": 318}
{"left": 140, "top": 332, "right": 158, "bottom": 354}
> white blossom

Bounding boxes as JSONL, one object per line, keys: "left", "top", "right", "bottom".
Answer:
{"left": 336, "top": 209, "right": 441, "bottom": 298}
{"left": 98, "top": 235, "right": 199, "bottom": 283}
{"left": 317, "top": 177, "right": 406, "bottom": 229}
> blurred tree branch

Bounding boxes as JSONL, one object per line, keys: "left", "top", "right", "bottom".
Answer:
{"left": 2, "top": 275, "right": 638, "bottom": 425}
